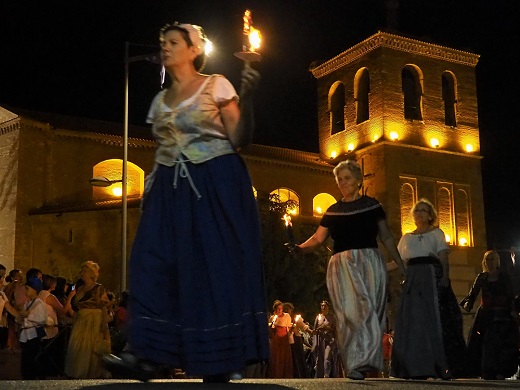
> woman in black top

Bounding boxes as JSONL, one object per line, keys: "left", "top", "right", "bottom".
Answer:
{"left": 295, "top": 160, "right": 405, "bottom": 380}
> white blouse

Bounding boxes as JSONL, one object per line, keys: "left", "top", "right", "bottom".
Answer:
{"left": 397, "top": 227, "right": 449, "bottom": 264}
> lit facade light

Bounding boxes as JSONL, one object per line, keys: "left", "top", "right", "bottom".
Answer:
{"left": 330, "top": 151, "right": 337, "bottom": 159}
{"left": 112, "top": 186, "right": 123, "bottom": 197}
{"left": 347, "top": 143, "right": 355, "bottom": 152}
{"left": 372, "top": 134, "right": 380, "bottom": 142}
{"left": 315, "top": 207, "right": 323, "bottom": 214}
{"left": 459, "top": 237, "right": 468, "bottom": 246}
{"left": 445, "top": 234, "right": 451, "bottom": 243}
{"left": 465, "top": 144, "right": 474, "bottom": 152}
{"left": 430, "top": 138, "right": 440, "bottom": 148}
{"left": 390, "top": 131, "right": 399, "bottom": 141}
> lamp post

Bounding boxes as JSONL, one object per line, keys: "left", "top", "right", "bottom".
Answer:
{"left": 120, "top": 42, "right": 160, "bottom": 292}
{"left": 90, "top": 44, "right": 158, "bottom": 292}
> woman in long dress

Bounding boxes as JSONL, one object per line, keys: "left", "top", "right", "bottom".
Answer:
{"left": 460, "top": 250, "right": 518, "bottom": 379}
{"left": 391, "top": 199, "right": 466, "bottom": 379}
{"left": 295, "top": 160, "right": 405, "bottom": 380}
{"left": 65, "top": 261, "right": 110, "bottom": 379}
{"left": 268, "top": 300, "right": 293, "bottom": 378}
{"left": 103, "top": 22, "right": 269, "bottom": 382}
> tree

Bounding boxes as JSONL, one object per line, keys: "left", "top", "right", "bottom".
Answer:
{"left": 257, "top": 192, "right": 331, "bottom": 321}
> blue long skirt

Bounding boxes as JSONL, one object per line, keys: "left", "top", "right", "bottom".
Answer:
{"left": 128, "top": 154, "right": 270, "bottom": 376}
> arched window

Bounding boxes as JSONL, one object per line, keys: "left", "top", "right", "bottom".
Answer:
{"left": 400, "top": 181, "right": 416, "bottom": 235}
{"left": 313, "top": 193, "right": 336, "bottom": 217}
{"left": 329, "top": 82, "right": 345, "bottom": 134}
{"left": 442, "top": 71, "right": 457, "bottom": 127}
{"left": 455, "top": 189, "right": 471, "bottom": 246}
{"left": 402, "top": 65, "right": 423, "bottom": 121}
{"left": 437, "top": 186, "right": 454, "bottom": 244}
{"left": 354, "top": 68, "right": 370, "bottom": 124}
{"left": 92, "top": 159, "right": 144, "bottom": 200}
{"left": 270, "top": 188, "right": 300, "bottom": 215}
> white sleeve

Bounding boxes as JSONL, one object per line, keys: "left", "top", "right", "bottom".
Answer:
{"left": 146, "top": 91, "right": 164, "bottom": 124}
{"left": 434, "top": 228, "right": 449, "bottom": 255}
{"left": 213, "top": 76, "right": 238, "bottom": 104}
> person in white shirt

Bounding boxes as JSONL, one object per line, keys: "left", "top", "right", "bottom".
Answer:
{"left": 18, "top": 276, "right": 47, "bottom": 379}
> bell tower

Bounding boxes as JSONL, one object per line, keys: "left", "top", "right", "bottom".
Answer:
{"left": 311, "top": 32, "right": 485, "bottom": 312}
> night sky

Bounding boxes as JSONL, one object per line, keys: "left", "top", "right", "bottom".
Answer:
{"left": 1, "top": 0, "right": 519, "bottom": 248}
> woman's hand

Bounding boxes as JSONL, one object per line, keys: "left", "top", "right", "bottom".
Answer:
{"left": 239, "top": 64, "right": 260, "bottom": 99}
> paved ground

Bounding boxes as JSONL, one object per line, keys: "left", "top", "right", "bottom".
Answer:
{"left": 0, "top": 378, "right": 520, "bottom": 390}
{"left": 3, "top": 350, "right": 520, "bottom": 389}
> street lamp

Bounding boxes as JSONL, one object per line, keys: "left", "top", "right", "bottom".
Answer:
{"left": 89, "top": 43, "right": 159, "bottom": 293}
{"left": 119, "top": 42, "right": 160, "bottom": 292}
{"left": 89, "top": 176, "right": 123, "bottom": 187}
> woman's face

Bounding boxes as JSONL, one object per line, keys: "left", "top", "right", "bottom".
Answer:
{"left": 160, "top": 29, "right": 197, "bottom": 69}
{"left": 15, "top": 271, "right": 23, "bottom": 283}
{"left": 485, "top": 253, "right": 499, "bottom": 272}
{"left": 320, "top": 303, "right": 329, "bottom": 314}
{"left": 274, "top": 304, "right": 283, "bottom": 316}
{"left": 80, "top": 266, "right": 95, "bottom": 282}
{"left": 0, "top": 269, "right": 5, "bottom": 284}
{"left": 335, "top": 168, "right": 361, "bottom": 199}
{"left": 413, "top": 202, "right": 431, "bottom": 226}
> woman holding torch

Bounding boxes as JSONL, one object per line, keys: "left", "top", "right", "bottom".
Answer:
{"left": 104, "top": 21, "right": 269, "bottom": 382}
{"left": 292, "top": 160, "right": 405, "bottom": 380}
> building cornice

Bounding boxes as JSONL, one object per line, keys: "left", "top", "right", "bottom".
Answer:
{"left": 311, "top": 31, "right": 480, "bottom": 79}
{"left": 359, "top": 140, "right": 483, "bottom": 159}
{"left": 0, "top": 106, "right": 20, "bottom": 135}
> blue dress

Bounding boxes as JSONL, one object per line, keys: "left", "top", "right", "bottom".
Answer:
{"left": 129, "top": 75, "right": 270, "bottom": 376}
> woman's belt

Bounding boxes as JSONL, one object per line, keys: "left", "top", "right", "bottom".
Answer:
{"left": 407, "top": 256, "right": 440, "bottom": 266}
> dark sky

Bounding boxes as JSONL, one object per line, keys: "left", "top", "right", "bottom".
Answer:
{"left": 1, "top": 1, "right": 519, "bottom": 248}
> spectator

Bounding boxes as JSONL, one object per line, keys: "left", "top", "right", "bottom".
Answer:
{"left": 65, "top": 261, "right": 110, "bottom": 379}
{"left": 460, "top": 250, "right": 519, "bottom": 379}
{"left": 268, "top": 300, "right": 293, "bottom": 378}
{"left": 312, "top": 301, "right": 340, "bottom": 378}
{"left": 4, "top": 269, "right": 24, "bottom": 352}
{"left": 18, "top": 276, "right": 47, "bottom": 379}
{"left": 283, "top": 302, "right": 310, "bottom": 378}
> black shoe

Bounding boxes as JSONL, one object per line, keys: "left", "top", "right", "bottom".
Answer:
{"left": 102, "top": 352, "right": 167, "bottom": 381}
{"left": 347, "top": 369, "right": 364, "bottom": 380}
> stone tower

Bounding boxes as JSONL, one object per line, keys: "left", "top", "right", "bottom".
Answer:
{"left": 310, "top": 32, "right": 485, "bottom": 324}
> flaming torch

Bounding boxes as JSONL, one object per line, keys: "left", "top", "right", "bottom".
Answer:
{"left": 234, "top": 9, "right": 262, "bottom": 65}
{"left": 283, "top": 213, "right": 295, "bottom": 246}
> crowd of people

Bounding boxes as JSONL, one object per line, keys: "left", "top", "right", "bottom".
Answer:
{"left": 0, "top": 262, "right": 129, "bottom": 379}
{"left": 1, "top": 20, "right": 520, "bottom": 382}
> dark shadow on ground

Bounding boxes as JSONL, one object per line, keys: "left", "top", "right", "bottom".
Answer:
{"left": 80, "top": 384, "right": 296, "bottom": 390}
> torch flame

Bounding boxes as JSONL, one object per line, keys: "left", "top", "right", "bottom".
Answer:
{"left": 243, "top": 9, "right": 252, "bottom": 35}
{"left": 242, "top": 9, "right": 261, "bottom": 52}
{"left": 283, "top": 213, "right": 292, "bottom": 227}
{"left": 249, "top": 27, "right": 262, "bottom": 51}
{"left": 295, "top": 314, "right": 301, "bottom": 323}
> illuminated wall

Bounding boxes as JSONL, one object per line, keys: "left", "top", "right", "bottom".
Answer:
{"left": 92, "top": 159, "right": 144, "bottom": 200}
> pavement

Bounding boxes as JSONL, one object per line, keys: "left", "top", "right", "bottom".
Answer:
{"left": 1, "top": 378, "right": 520, "bottom": 390}
{"left": 3, "top": 350, "right": 520, "bottom": 389}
